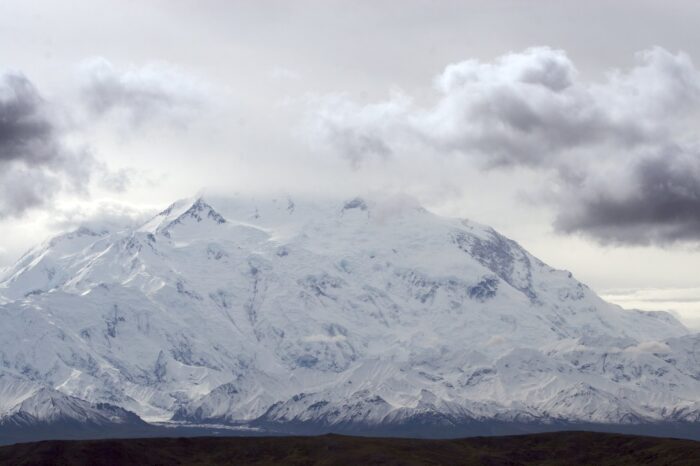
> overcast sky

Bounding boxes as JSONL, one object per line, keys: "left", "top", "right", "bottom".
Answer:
{"left": 2, "top": 0, "right": 700, "bottom": 327}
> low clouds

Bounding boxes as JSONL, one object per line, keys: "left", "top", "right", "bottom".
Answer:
{"left": 78, "top": 57, "right": 208, "bottom": 128}
{"left": 602, "top": 287, "right": 700, "bottom": 330}
{"left": 0, "top": 58, "right": 209, "bottom": 219}
{"left": 50, "top": 200, "right": 155, "bottom": 233}
{"left": 306, "top": 47, "right": 700, "bottom": 245}
{"left": 0, "top": 71, "right": 94, "bottom": 217}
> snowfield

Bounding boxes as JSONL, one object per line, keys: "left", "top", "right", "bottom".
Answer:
{"left": 1, "top": 195, "right": 699, "bottom": 433}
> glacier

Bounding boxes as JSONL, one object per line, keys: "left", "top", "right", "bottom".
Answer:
{"left": 0, "top": 194, "right": 699, "bottom": 440}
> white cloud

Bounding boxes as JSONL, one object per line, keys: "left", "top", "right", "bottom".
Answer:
{"left": 624, "top": 340, "right": 671, "bottom": 354}
{"left": 78, "top": 57, "right": 210, "bottom": 129}
{"left": 49, "top": 200, "right": 156, "bottom": 232}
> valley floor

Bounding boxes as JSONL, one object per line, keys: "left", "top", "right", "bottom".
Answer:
{"left": 0, "top": 431, "right": 699, "bottom": 465}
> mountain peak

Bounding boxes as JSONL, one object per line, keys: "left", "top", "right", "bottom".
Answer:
{"left": 178, "top": 198, "right": 227, "bottom": 225}
{"left": 142, "top": 197, "right": 227, "bottom": 237}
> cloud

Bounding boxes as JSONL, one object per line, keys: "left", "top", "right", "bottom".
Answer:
{"left": 624, "top": 340, "right": 671, "bottom": 354}
{"left": 305, "top": 47, "right": 700, "bottom": 245}
{"left": 0, "top": 73, "right": 56, "bottom": 164}
{"left": 49, "top": 201, "right": 156, "bottom": 233}
{"left": 554, "top": 145, "right": 700, "bottom": 244}
{"left": 0, "top": 57, "right": 212, "bottom": 221}
{"left": 601, "top": 287, "right": 700, "bottom": 330}
{"left": 305, "top": 91, "right": 409, "bottom": 167}
{"left": 0, "top": 71, "right": 96, "bottom": 217}
{"left": 99, "top": 167, "right": 135, "bottom": 192}
{"left": 0, "top": 67, "right": 139, "bottom": 219}
{"left": 78, "top": 57, "right": 209, "bottom": 128}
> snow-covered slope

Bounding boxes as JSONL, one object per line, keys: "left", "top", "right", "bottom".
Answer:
{"left": 0, "top": 384, "right": 143, "bottom": 429}
{"left": 0, "top": 195, "right": 698, "bottom": 435}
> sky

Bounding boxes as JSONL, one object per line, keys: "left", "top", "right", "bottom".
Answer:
{"left": 1, "top": 0, "right": 700, "bottom": 328}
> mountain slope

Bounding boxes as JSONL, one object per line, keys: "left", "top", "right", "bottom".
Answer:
{"left": 0, "top": 382, "right": 149, "bottom": 444}
{"left": 0, "top": 195, "right": 698, "bottom": 437}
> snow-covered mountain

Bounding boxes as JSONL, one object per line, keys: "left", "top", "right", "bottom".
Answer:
{"left": 1, "top": 195, "right": 699, "bottom": 439}
{"left": 0, "top": 383, "right": 144, "bottom": 429}
{"left": 0, "top": 375, "right": 149, "bottom": 444}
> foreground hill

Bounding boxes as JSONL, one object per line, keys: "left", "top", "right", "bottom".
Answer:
{"left": 0, "top": 195, "right": 699, "bottom": 437}
{"left": 1, "top": 432, "right": 699, "bottom": 465}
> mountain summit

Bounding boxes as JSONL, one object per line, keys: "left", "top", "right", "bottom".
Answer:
{"left": 0, "top": 195, "right": 698, "bottom": 439}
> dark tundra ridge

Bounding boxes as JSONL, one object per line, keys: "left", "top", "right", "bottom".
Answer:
{"left": 1, "top": 432, "right": 700, "bottom": 465}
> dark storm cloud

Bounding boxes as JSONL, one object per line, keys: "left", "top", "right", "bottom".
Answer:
{"left": 79, "top": 57, "right": 208, "bottom": 128}
{"left": 554, "top": 146, "right": 700, "bottom": 245}
{"left": 0, "top": 70, "right": 97, "bottom": 217}
{"left": 0, "top": 72, "right": 57, "bottom": 164}
{"left": 307, "top": 47, "right": 700, "bottom": 245}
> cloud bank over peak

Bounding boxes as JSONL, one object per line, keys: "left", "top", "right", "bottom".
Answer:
{"left": 305, "top": 46, "right": 700, "bottom": 245}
